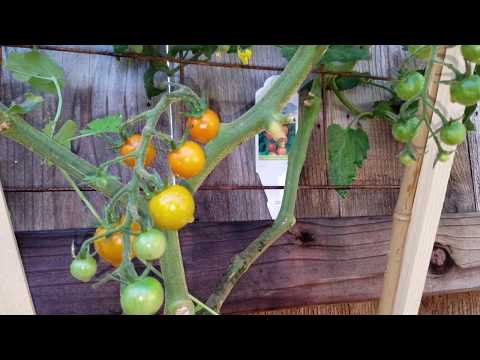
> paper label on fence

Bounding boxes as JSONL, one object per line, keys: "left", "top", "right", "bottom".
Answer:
{"left": 255, "top": 75, "right": 299, "bottom": 220}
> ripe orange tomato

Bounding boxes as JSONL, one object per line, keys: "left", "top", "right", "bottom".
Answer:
{"left": 186, "top": 109, "right": 220, "bottom": 144}
{"left": 119, "top": 134, "right": 155, "bottom": 168}
{"left": 94, "top": 217, "right": 141, "bottom": 267}
{"left": 148, "top": 185, "right": 195, "bottom": 230}
{"left": 167, "top": 140, "right": 206, "bottom": 179}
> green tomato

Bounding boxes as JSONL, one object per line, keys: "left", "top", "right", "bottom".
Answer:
{"left": 437, "top": 152, "right": 450, "bottom": 162}
{"left": 323, "top": 61, "right": 356, "bottom": 73}
{"left": 461, "top": 45, "right": 480, "bottom": 64}
{"left": 440, "top": 121, "right": 467, "bottom": 146}
{"left": 134, "top": 228, "right": 167, "bottom": 261}
{"left": 120, "top": 277, "right": 164, "bottom": 315}
{"left": 392, "top": 117, "right": 420, "bottom": 143}
{"left": 394, "top": 72, "right": 425, "bottom": 101}
{"left": 70, "top": 256, "right": 97, "bottom": 282}
{"left": 450, "top": 75, "right": 480, "bottom": 106}
{"left": 399, "top": 149, "right": 416, "bottom": 166}
{"left": 407, "top": 45, "right": 433, "bottom": 61}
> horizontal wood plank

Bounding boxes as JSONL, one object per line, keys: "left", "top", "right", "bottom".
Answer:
{"left": 16, "top": 212, "right": 480, "bottom": 314}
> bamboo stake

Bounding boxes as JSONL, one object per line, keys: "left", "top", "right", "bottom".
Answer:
{"left": 0, "top": 180, "right": 36, "bottom": 314}
{"left": 377, "top": 46, "right": 447, "bottom": 314}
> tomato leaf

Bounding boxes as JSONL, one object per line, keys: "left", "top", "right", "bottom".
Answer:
{"left": 113, "top": 45, "right": 129, "bottom": 54}
{"left": 128, "top": 45, "right": 144, "bottom": 54}
{"left": 321, "top": 45, "right": 370, "bottom": 63}
{"left": 327, "top": 124, "right": 369, "bottom": 198}
{"left": 276, "top": 45, "right": 299, "bottom": 61}
{"left": 144, "top": 61, "right": 170, "bottom": 98}
{"left": 7, "top": 92, "right": 43, "bottom": 114}
{"left": 80, "top": 115, "right": 122, "bottom": 137}
{"left": 54, "top": 120, "right": 77, "bottom": 148}
{"left": 4, "top": 50, "right": 65, "bottom": 93}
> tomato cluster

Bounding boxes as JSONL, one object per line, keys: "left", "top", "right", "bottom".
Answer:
{"left": 70, "top": 106, "right": 221, "bottom": 314}
{"left": 390, "top": 45, "right": 479, "bottom": 166}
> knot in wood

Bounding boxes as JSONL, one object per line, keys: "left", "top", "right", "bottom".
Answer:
{"left": 429, "top": 245, "right": 454, "bottom": 275}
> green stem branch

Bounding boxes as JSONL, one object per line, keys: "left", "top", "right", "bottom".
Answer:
{"left": 205, "top": 76, "right": 324, "bottom": 313}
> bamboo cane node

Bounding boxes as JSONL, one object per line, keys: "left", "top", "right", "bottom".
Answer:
{"left": 392, "top": 212, "right": 411, "bottom": 222}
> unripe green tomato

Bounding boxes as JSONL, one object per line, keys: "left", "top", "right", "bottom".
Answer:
{"left": 437, "top": 152, "right": 450, "bottom": 162}
{"left": 399, "top": 149, "right": 416, "bottom": 166}
{"left": 407, "top": 45, "right": 433, "bottom": 61}
{"left": 392, "top": 117, "right": 420, "bottom": 143}
{"left": 450, "top": 75, "right": 480, "bottom": 106}
{"left": 134, "top": 228, "right": 167, "bottom": 261}
{"left": 120, "top": 277, "right": 164, "bottom": 315}
{"left": 70, "top": 256, "right": 97, "bottom": 282}
{"left": 394, "top": 72, "right": 425, "bottom": 101}
{"left": 323, "top": 61, "right": 356, "bottom": 73}
{"left": 440, "top": 121, "right": 467, "bottom": 146}
{"left": 461, "top": 45, "right": 480, "bottom": 64}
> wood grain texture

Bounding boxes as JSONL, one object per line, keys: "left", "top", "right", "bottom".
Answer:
{"left": 15, "top": 212, "right": 480, "bottom": 315}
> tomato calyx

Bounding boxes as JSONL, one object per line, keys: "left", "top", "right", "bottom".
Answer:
{"left": 182, "top": 95, "right": 209, "bottom": 118}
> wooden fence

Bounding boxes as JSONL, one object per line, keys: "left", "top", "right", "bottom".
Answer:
{"left": 1, "top": 45, "right": 480, "bottom": 314}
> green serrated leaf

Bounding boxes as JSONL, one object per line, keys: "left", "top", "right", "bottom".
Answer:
{"left": 113, "top": 45, "right": 129, "bottom": 54}
{"left": 144, "top": 61, "right": 169, "bottom": 99}
{"left": 276, "top": 45, "right": 299, "bottom": 61}
{"left": 8, "top": 92, "right": 43, "bottom": 114}
{"left": 80, "top": 115, "right": 122, "bottom": 137}
{"left": 5, "top": 50, "right": 64, "bottom": 93}
{"left": 321, "top": 45, "right": 371, "bottom": 63}
{"left": 328, "top": 124, "right": 369, "bottom": 198}
{"left": 332, "top": 76, "right": 362, "bottom": 91}
{"left": 54, "top": 120, "right": 77, "bottom": 148}
{"left": 128, "top": 45, "right": 144, "bottom": 54}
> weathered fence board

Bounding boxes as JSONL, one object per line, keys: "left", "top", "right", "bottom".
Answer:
{"left": 15, "top": 212, "right": 480, "bottom": 314}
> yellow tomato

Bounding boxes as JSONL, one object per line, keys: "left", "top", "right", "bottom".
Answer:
{"left": 148, "top": 185, "right": 195, "bottom": 230}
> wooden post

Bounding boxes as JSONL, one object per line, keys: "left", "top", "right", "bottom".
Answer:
{"left": 378, "top": 46, "right": 467, "bottom": 314}
{"left": 0, "top": 180, "right": 35, "bottom": 314}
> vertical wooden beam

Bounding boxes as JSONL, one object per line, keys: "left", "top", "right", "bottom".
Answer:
{"left": 379, "top": 46, "right": 467, "bottom": 314}
{"left": 0, "top": 180, "right": 35, "bottom": 314}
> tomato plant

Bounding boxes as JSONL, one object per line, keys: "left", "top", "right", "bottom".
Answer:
{"left": 1, "top": 44, "right": 479, "bottom": 316}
